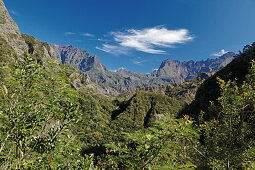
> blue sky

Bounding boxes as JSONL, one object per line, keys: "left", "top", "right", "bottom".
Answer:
{"left": 4, "top": 0, "right": 255, "bottom": 73}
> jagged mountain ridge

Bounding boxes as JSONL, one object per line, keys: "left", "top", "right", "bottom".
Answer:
{"left": 179, "top": 44, "right": 255, "bottom": 121}
{"left": 50, "top": 44, "right": 236, "bottom": 95}
{"left": 152, "top": 52, "right": 236, "bottom": 82}
{"left": 0, "top": 0, "right": 27, "bottom": 55}
{"left": 0, "top": 0, "right": 236, "bottom": 96}
{"left": 51, "top": 44, "right": 107, "bottom": 73}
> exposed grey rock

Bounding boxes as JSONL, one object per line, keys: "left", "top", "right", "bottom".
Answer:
{"left": 152, "top": 52, "right": 236, "bottom": 83}
{"left": 52, "top": 44, "right": 236, "bottom": 95}
{"left": 40, "top": 43, "right": 235, "bottom": 95}
{"left": 0, "top": 0, "right": 27, "bottom": 55}
{"left": 50, "top": 44, "right": 107, "bottom": 73}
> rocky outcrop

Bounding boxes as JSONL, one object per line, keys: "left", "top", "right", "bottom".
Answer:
{"left": 151, "top": 52, "right": 236, "bottom": 83}
{"left": 50, "top": 44, "right": 107, "bottom": 73}
{"left": 180, "top": 43, "right": 255, "bottom": 121}
{"left": 0, "top": 0, "right": 236, "bottom": 95}
{"left": 0, "top": 0, "right": 27, "bottom": 55}
{"left": 54, "top": 45, "right": 235, "bottom": 95}
{"left": 22, "top": 34, "right": 59, "bottom": 62}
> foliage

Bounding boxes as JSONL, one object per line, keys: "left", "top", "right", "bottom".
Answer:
{"left": 22, "top": 34, "right": 51, "bottom": 59}
{"left": 1, "top": 29, "right": 254, "bottom": 169}
{"left": 181, "top": 43, "right": 255, "bottom": 120}
{"left": 101, "top": 117, "right": 199, "bottom": 169}
{"left": 0, "top": 55, "right": 88, "bottom": 169}
{"left": 199, "top": 61, "right": 255, "bottom": 169}
{"left": 114, "top": 91, "right": 183, "bottom": 128}
{"left": 0, "top": 37, "right": 16, "bottom": 66}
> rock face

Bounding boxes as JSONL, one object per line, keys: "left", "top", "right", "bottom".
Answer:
{"left": 0, "top": 0, "right": 236, "bottom": 95}
{"left": 180, "top": 43, "right": 255, "bottom": 121}
{"left": 22, "top": 34, "right": 59, "bottom": 62}
{"left": 0, "top": 0, "right": 27, "bottom": 55}
{"left": 52, "top": 45, "right": 236, "bottom": 95}
{"left": 151, "top": 52, "right": 236, "bottom": 83}
{"left": 50, "top": 44, "right": 107, "bottom": 73}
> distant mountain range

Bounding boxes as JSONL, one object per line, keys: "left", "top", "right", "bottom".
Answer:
{"left": 0, "top": 0, "right": 236, "bottom": 95}
{"left": 50, "top": 44, "right": 236, "bottom": 95}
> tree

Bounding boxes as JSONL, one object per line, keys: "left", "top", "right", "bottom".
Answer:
{"left": 101, "top": 117, "right": 199, "bottom": 169}
{"left": 200, "top": 61, "right": 255, "bottom": 169}
{"left": 0, "top": 55, "right": 84, "bottom": 169}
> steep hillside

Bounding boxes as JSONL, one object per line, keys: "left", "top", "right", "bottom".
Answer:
{"left": 112, "top": 91, "right": 184, "bottom": 127}
{"left": 50, "top": 44, "right": 107, "bottom": 73}
{"left": 50, "top": 43, "right": 235, "bottom": 95}
{"left": 180, "top": 43, "right": 255, "bottom": 120}
{"left": 0, "top": 0, "right": 27, "bottom": 55}
{"left": 151, "top": 52, "right": 235, "bottom": 83}
{"left": 143, "top": 71, "right": 214, "bottom": 103}
{"left": 0, "top": 0, "right": 234, "bottom": 96}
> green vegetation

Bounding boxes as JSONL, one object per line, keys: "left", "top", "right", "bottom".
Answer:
{"left": 198, "top": 61, "right": 255, "bottom": 169}
{"left": 0, "top": 55, "right": 86, "bottom": 168}
{"left": 1, "top": 33, "right": 255, "bottom": 169}
{"left": 0, "top": 37, "right": 16, "bottom": 66}
{"left": 181, "top": 43, "right": 255, "bottom": 121}
{"left": 22, "top": 34, "right": 51, "bottom": 59}
{"left": 113, "top": 91, "right": 183, "bottom": 128}
{"left": 102, "top": 117, "right": 199, "bottom": 169}
{"left": 0, "top": 43, "right": 199, "bottom": 169}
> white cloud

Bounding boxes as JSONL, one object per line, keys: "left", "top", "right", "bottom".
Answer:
{"left": 133, "top": 60, "right": 142, "bottom": 65}
{"left": 97, "top": 26, "right": 194, "bottom": 55}
{"left": 9, "top": 9, "right": 18, "bottom": 16}
{"left": 81, "top": 33, "right": 95, "bottom": 38}
{"left": 131, "top": 57, "right": 147, "bottom": 65}
{"left": 64, "top": 32, "right": 76, "bottom": 36}
{"left": 118, "top": 67, "right": 126, "bottom": 70}
{"left": 96, "top": 44, "right": 129, "bottom": 55}
{"left": 110, "top": 67, "right": 126, "bottom": 72}
{"left": 211, "top": 49, "right": 229, "bottom": 56}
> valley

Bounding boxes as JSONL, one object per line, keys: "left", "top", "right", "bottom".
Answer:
{"left": 1, "top": 0, "right": 255, "bottom": 169}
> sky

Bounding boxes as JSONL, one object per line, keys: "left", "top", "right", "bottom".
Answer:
{"left": 4, "top": 0, "right": 255, "bottom": 73}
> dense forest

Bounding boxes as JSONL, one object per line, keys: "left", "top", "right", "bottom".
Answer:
{"left": 1, "top": 0, "right": 255, "bottom": 169}
{"left": 1, "top": 29, "right": 255, "bottom": 169}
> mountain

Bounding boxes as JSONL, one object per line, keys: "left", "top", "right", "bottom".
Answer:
{"left": 2, "top": 1, "right": 255, "bottom": 168}
{"left": 180, "top": 44, "right": 255, "bottom": 121}
{"left": 51, "top": 44, "right": 236, "bottom": 95}
{"left": 0, "top": 0, "right": 27, "bottom": 55}
{"left": 151, "top": 52, "right": 236, "bottom": 83}
{"left": 19, "top": 37, "right": 236, "bottom": 96}
{"left": 50, "top": 44, "right": 107, "bottom": 73}
{"left": 0, "top": 0, "right": 236, "bottom": 96}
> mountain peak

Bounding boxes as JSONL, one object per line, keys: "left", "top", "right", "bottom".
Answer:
{"left": 50, "top": 44, "right": 106, "bottom": 73}
{"left": 151, "top": 52, "right": 236, "bottom": 83}
{"left": 0, "top": 0, "right": 27, "bottom": 55}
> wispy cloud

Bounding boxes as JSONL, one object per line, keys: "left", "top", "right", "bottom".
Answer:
{"left": 81, "top": 33, "right": 95, "bottom": 38}
{"left": 110, "top": 67, "right": 126, "bottom": 72}
{"left": 97, "top": 38, "right": 111, "bottom": 42}
{"left": 133, "top": 60, "right": 142, "bottom": 65}
{"left": 211, "top": 49, "right": 229, "bottom": 56}
{"left": 131, "top": 57, "right": 147, "bottom": 65}
{"left": 9, "top": 9, "right": 18, "bottom": 16}
{"left": 64, "top": 32, "right": 76, "bottom": 36}
{"left": 96, "top": 26, "right": 194, "bottom": 55}
{"left": 96, "top": 44, "right": 129, "bottom": 55}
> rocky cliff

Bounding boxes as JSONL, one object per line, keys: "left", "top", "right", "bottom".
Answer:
{"left": 0, "top": 0, "right": 27, "bottom": 55}
{"left": 180, "top": 43, "right": 255, "bottom": 120}
{"left": 52, "top": 45, "right": 235, "bottom": 95}
{"left": 0, "top": 0, "right": 236, "bottom": 96}
{"left": 151, "top": 52, "right": 236, "bottom": 83}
